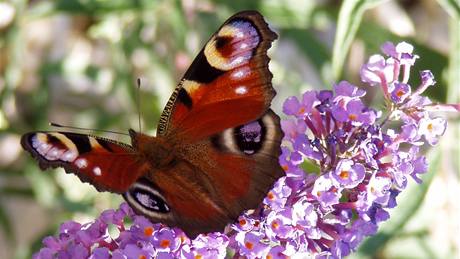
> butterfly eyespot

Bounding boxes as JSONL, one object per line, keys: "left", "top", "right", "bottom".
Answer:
{"left": 215, "top": 36, "right": 232, "bottom": 52}
{"left": 235, "top": 120, "right": 265, "bottom": 155}
{"left": 203, "top": 20, "right": 259, "bottom": 72}
{"left": 125, "top": 180, "right": 170, "bottom": 215}
{"left": 132, "top": 189, "right": 170, "bottom": 213}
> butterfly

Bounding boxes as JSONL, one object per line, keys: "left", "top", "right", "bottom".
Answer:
{"left": 21, "top": 10, "right": 284, "bottom": 238}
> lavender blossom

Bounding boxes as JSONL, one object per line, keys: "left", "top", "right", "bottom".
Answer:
{"left": 34, "top": 42, "right": 459, "bottom": 259}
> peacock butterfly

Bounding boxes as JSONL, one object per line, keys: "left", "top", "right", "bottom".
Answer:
{"left": 21, "top": 10, "right": 284, "bottom": 238}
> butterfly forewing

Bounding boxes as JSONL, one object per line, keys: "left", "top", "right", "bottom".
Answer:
{"left": 157, "top": 11, "right": 278, "bottom": 141}
{"left": 21, "top": 132, "right": 147, "bottom": 193}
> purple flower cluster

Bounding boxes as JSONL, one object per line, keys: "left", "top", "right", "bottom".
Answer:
{"left": 34, "top": 203, "right": 228, "bottom": 259}
{"left": 34, "top": 42, "right": 459, "bottom": 259}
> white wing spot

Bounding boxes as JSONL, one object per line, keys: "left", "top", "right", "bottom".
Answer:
{"left": 62, "top": 151, "right": 78, "bottom": 162}
{"left": 230, "top": 56, "right": 245, "bottom": 67}
{"left": 75, "top": 158, "right": 88, "bottom": 169}
{"left": 31, "top": 135, "right": 52, "bottom": 156}
{"left": 46, "top": 147, "right": 64, "bottom": 161}
{"left": 31, "top": 135, "right": 40, "bottom": 148}
{"left": 235, "top": 86, "right": 248, "bottom": 95}
{"left": 93, "top": 167, "right": 102, "bottom": 176}
{"left": 36, "top": 143, "right": 51, "bottom": 156}
{"left": 232, "top": 71, "right": 244, "bottom": 79}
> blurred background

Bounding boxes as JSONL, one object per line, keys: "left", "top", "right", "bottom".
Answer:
{"left": 0, "top": 0, "right": 458, "bottom": 258}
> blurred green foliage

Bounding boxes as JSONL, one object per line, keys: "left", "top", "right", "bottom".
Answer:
{"left": 0, "top": 0, "right": 458, "bottom": 258}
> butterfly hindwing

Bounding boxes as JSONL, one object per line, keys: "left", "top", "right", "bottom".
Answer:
{"left": 21, "top": 132, "right": 147, "bottom": 193}
{"left": 125, "top": 110, "right": 284, "bottom": 238}
{"left": 158, "top": 11, "right": 278, "bottom": 141}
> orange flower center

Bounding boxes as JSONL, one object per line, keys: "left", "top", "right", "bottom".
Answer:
{"left": 271, "top": 221, "right": 279, "bottom": 229}
{"left": 427, "top": 123, "right": 433, "bottom": 131}
{"left": 160, "top": 239, "right": 170, "bottom": 248}
{"left": 194, "top": 255, "right": 203, "bottom": 259}
{"left": 138, "top": 255, "right": 146, "bottom": 259}
{"left": 239, "top": 219, "right": 247, "bottom": 226}
{"left": 267, "top": 191, "right": 275, "bottom": 200}
{"left": 144, "top": 227, "right": 154, "bottom": 236}
{"left": 396, "top": 90, "right": 405, "bottom": 97}
{"left": 348, "top": 114, "right": 357, "bottom": 120}
{"left": 340, "top": 170, "right": 349, "bottom": 179}
{"left": 245, "top": 241, "right": 254, "bottom": 250}
{"left": 298, "top": 107, "right": 305, "bottom": 114}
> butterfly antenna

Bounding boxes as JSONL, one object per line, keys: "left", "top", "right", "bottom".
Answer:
{"left": 137, "top": 78, "right": 142, "bottom": 133}
{"left": 49, "top": 122, "right": 130, "bottom": 136}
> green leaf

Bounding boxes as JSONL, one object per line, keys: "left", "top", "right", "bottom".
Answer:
{"left": 331, "top": 0, "right": 387, "bottom": 80}
{"left": 260, "top": 0, "right": 317, "bottom": 28}
{"left": 437, "top": 0, "right": 460, "bottom": 18}
{"left": 0, "top": 187, "right": 34, "bottom": 198}
{"left": 282, "top": 29, "right": 331, "bottom": 76}
{"left": 446, "top": 10, "right": 460, "bottom": 176}
{"left": 447, "top": 10, "right": 460, "bottom": 103}
{"left": 357, "top": 150, "right": 442, "bottom": 255}
{"left": 0, "top": 204, "right": 14, "bottom": 242}
{"left": 300, "top": 159, "right": 321, "bottom": 175}
{"left": 52, "top": 0, "right": 153, "bottom": 14}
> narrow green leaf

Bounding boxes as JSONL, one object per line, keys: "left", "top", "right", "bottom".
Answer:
{"left": 52, "top": 0, "right": 154, "bottom": 14}
{"left": 0, "top": 187, "right": 34, "bottom": 198}
{"left": 447, "top": 10, "right": 460, "bottom": 103}
{"left": 332, "top": 0, "right": 387, "bottom": 80}
{"left": 282, "top": 29, "right": 331, "bottom": 74}
{"left": 447, "top": 11, "right": 460, "bottom": 175}
{"left": 0, "top": 204, "right": 14, "bottom": 242}
{"left": 260, "top": 0, "right": 316, "bottom": 28}
{"left": 437, "top": 0, "right": 460, "bottom": 18}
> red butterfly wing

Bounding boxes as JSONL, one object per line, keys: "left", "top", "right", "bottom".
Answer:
{"left": 157, "top": 10, "right": 277, "bottom": 141}
{"left": 21, "top": 132, "right": 148, "bottom": 193}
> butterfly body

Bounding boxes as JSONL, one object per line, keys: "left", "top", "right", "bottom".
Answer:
{"left": 130, "top": 130, "right": 175, "bottom": 169}
{"left": 21, "top": 11, "right": 283, "bottom": 238}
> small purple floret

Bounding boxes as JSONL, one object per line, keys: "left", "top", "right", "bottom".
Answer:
{"left": 331, "top": 159, "right": 365, "bottom": 188}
